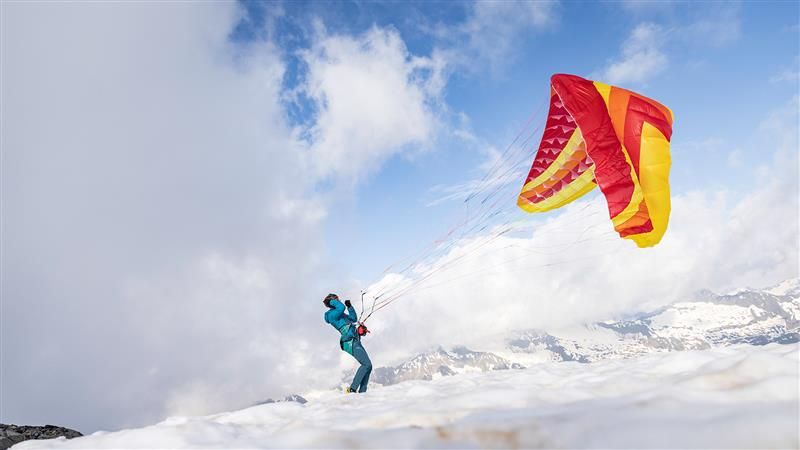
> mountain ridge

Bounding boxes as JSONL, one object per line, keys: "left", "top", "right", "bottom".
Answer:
{"left": 507, "top": 279, "right": 800, "bottom": 363}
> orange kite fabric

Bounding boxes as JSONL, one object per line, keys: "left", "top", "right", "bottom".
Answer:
{"left": 517, "top": 74, "right": 674, "bottom": 248}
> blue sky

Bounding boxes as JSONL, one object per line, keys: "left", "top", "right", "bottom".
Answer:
{"left": 3, "top": 0, "right": 798, "bottom": 433}
{"left": 228, "top": 1, "right": 799, "bottom": 284}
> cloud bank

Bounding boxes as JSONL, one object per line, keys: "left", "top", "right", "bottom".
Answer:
{"left": 1, "top": 2, "right": 447, "bottom": 432}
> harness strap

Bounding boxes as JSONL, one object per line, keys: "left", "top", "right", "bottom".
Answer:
{"left": 337, "top": 323, "right": 357, "bottom": 342}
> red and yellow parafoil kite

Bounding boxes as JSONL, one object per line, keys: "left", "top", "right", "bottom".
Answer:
{"left": 517, "top": 74, "right": 674, "bottom": 248}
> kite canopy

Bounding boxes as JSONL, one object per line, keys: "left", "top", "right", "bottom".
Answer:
{"left": 517, "top": 74, "right": 674, "bottom": 248}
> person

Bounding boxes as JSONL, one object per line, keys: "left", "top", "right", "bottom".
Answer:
{"left": 323, "top": 293, "right": 372, "bottom": 393}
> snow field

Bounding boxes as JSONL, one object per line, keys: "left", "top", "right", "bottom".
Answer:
{"left": 18, "top": 343, "right": 799, "bottom": 449}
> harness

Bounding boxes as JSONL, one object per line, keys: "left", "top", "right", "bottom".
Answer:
{"left": 337, "top": 322, "right": 369, "bottom": 355}
{"left": 337, "top": 323, "right": 357, "bottom": 355}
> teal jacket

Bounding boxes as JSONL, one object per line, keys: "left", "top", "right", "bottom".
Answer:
{"left": 324, "top": 299, "right": 359, "bottom": 348}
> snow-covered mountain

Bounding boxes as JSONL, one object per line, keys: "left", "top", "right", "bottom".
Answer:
{"left": 341, "top": 280, "right": 800, "bottom": 386}
{"left": 18, "top": 343, "right": 799, "bottom": 449}
{"left": 14, "top": 279, "right": 800, "bottom": 449}
{"left": 347, "top": 346, "right": 524, "bottom": 387}
{"left": 507, "top": 279, "right": 800, "bottom": 363}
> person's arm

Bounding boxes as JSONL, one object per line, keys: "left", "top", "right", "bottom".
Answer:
{"left": 344, "top": 300, "right": 357, "bottom": 322}
{"left": 329, "top": 299, "right": 345, "bottom": 319}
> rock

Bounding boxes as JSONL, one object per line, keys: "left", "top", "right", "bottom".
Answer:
{"left": 283, "top": 394, "right": 307, "bottom": 404}
{"left": 0, "top": 424, "right": 82, "bottom": 450}
{"left": 253, "top": 394, "right": 307, "bottom": 407}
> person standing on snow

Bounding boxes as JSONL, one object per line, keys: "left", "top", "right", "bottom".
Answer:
{"left": 323, "top": 293, "right": 372, "bottom": 393}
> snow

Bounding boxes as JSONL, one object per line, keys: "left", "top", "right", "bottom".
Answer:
{"left": 768, "top": 278, "right": 800, "bottom": 296}
{"left": 783, "top": 301, "right": 800, "bottom": 321}
{"left": 650, "top": 302, "right": 757, "bottom": 334}
{"left": 18, "top": 343, "right": 799, "bottom": 449}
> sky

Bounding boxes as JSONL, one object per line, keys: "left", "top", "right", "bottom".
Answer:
{"left": 2, "top": 0, "right": 799, "bottom": 434}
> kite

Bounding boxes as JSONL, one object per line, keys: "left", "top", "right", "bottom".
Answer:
{"left": 517, "top": 73, "right": 674, "bottom": 248}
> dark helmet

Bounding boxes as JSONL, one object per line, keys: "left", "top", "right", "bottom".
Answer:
{"left": 323, "top": 293, "right": 339, "bottom": 308}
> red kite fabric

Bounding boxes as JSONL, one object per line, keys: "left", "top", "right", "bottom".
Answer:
{"left": 518, "top": 74, "right": 674, "bottom": 248}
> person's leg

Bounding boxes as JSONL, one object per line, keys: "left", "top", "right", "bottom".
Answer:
{"left": 358, "top": 346, "right": 372, "bottom": 393}
{"left": 350, "top": 341, "right": 372, "bottom": 393}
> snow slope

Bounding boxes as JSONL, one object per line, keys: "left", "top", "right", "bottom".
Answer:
{"left": 18, "top": 343, "right": 798, "bottom": 449}
{"left": 506, "top": 280, "right": 800, "bottom": 363}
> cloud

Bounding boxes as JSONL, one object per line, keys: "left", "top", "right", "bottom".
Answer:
{"left": 770, "top": 69, "right": 800, "bottom": 84}
{"left": 297, "top": 25, "right": 445, "bottom": 181}
{"left": 364, "top": 98, "right": 799, "bottom": 364}
{"left": 426, "top": 1, "right": 557, "bottom": 77}
{"left": 619, "top": 0, "right": 678, "bottom": 13}
{"left": 424, "top": 107, "right": 550, "bottom": 207}
{"left": 727, "top": 148, "right": 744, "bottom": 168}
{"left": 680, "top": 3, "right": 741, "bottom": 48}
{"left": 0, "top": 1, "right": 357, "bottom": 432}
{"left": 462, "top": 1, "right": 556, "bottom": 67}
{"left": 600, "top": 23, "right": 669, "bottom": 85}
{"left": 671, "top": 137, "right": 725, "bottom": 155}
{"left": 424, "top": 140, "right": 531, "bottom": 207}
{"left": 2, "top": 1, "right": 463, "bottom": 433}
{"left": 599, "top": 3, "right": 741, "bottom": 85}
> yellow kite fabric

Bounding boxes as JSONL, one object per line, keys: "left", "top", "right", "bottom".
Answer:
{"left": 517, "top": 74, "right": 674, "bottom": 248}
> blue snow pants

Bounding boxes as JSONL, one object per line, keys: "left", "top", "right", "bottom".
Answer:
{"left": 350, "top": 340, "right": 372, "bottom": 393}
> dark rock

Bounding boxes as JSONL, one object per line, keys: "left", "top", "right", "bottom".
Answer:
{"left": 252, "top": 394, "right": 307, "bottom": 407}
{"left": 282, "top": 394, "right": 307, "bottom": 404}
{"left": 437, "top": 365, "right": 456, "bottom": 376}
{"left": 0, "top": 424, "right": 82, "bottom": 450}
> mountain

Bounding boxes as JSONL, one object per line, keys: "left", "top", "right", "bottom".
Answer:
{"left": 18, "top": 343, "right": 799, "bottom": 449}
{"left": 345, "top": 280, "right": 800, "bottom": 384}
{"left": 14, "top": 279, "right": 800, "bottom": 449}
{"left": 347, "top": 346, "right": 524, "bottom": 387}
{"left": 507, "top": 279, "right": 800, "bottom": 362}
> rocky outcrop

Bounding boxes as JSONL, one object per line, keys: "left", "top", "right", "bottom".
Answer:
{"left": 253, "top": 394, "right": 308, "bottom": 406}
{"left": 0, "top": 424, "right": 82, "bottom": 449}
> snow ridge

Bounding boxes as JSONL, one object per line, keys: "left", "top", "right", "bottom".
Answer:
{"left": 508, "top": 281, "right": 800, "bottom": 362}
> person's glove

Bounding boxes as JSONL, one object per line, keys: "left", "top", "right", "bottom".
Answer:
{"left": 344, "top": 300, "right": 352, "bottom": 308}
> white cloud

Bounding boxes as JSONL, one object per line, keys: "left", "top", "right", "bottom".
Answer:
{"left": 298, "top": 25, "right": 445, "bottom": 181}
{"left": 424, "top": 143, "right": 529, "bottom": 207}
{"left": 619, "top": 0, "right": 678, "bottom": 13}
{"left": 426, "top": 1, "right": 557, "bottom": 78}
{"left": 727, "top": 148, "right": 744, "bottom": 168}
{"left": 2, "top": 1, "right": 463, "bottom": 433}
{"left": 364, "top": 98, "right": 799, "bottom": 364}
{"left": 622, "top": 2, "right": 741, "bottom": 49}
{"left": 424, "top": 106, "right": 550, "bottom": 207}
{"left": 464, "top": 1, "right": 556, "bottom": 67}
{"left": 601, "top": 23, "right": 669, "bottom": 85}
{"left": 1, "top": 1, "right": 344, "bottom": 432}
{"left": 680, "top": 4, "right": 741, "bottom": 48}
{"left": 671, "top": 137, "right": 725, "bottom": 155}
{"left": 770, "top": 69, "right": 800, "bottom": 84}
{"left": 599, "top": 4, "right": 741, "bottom": 85}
